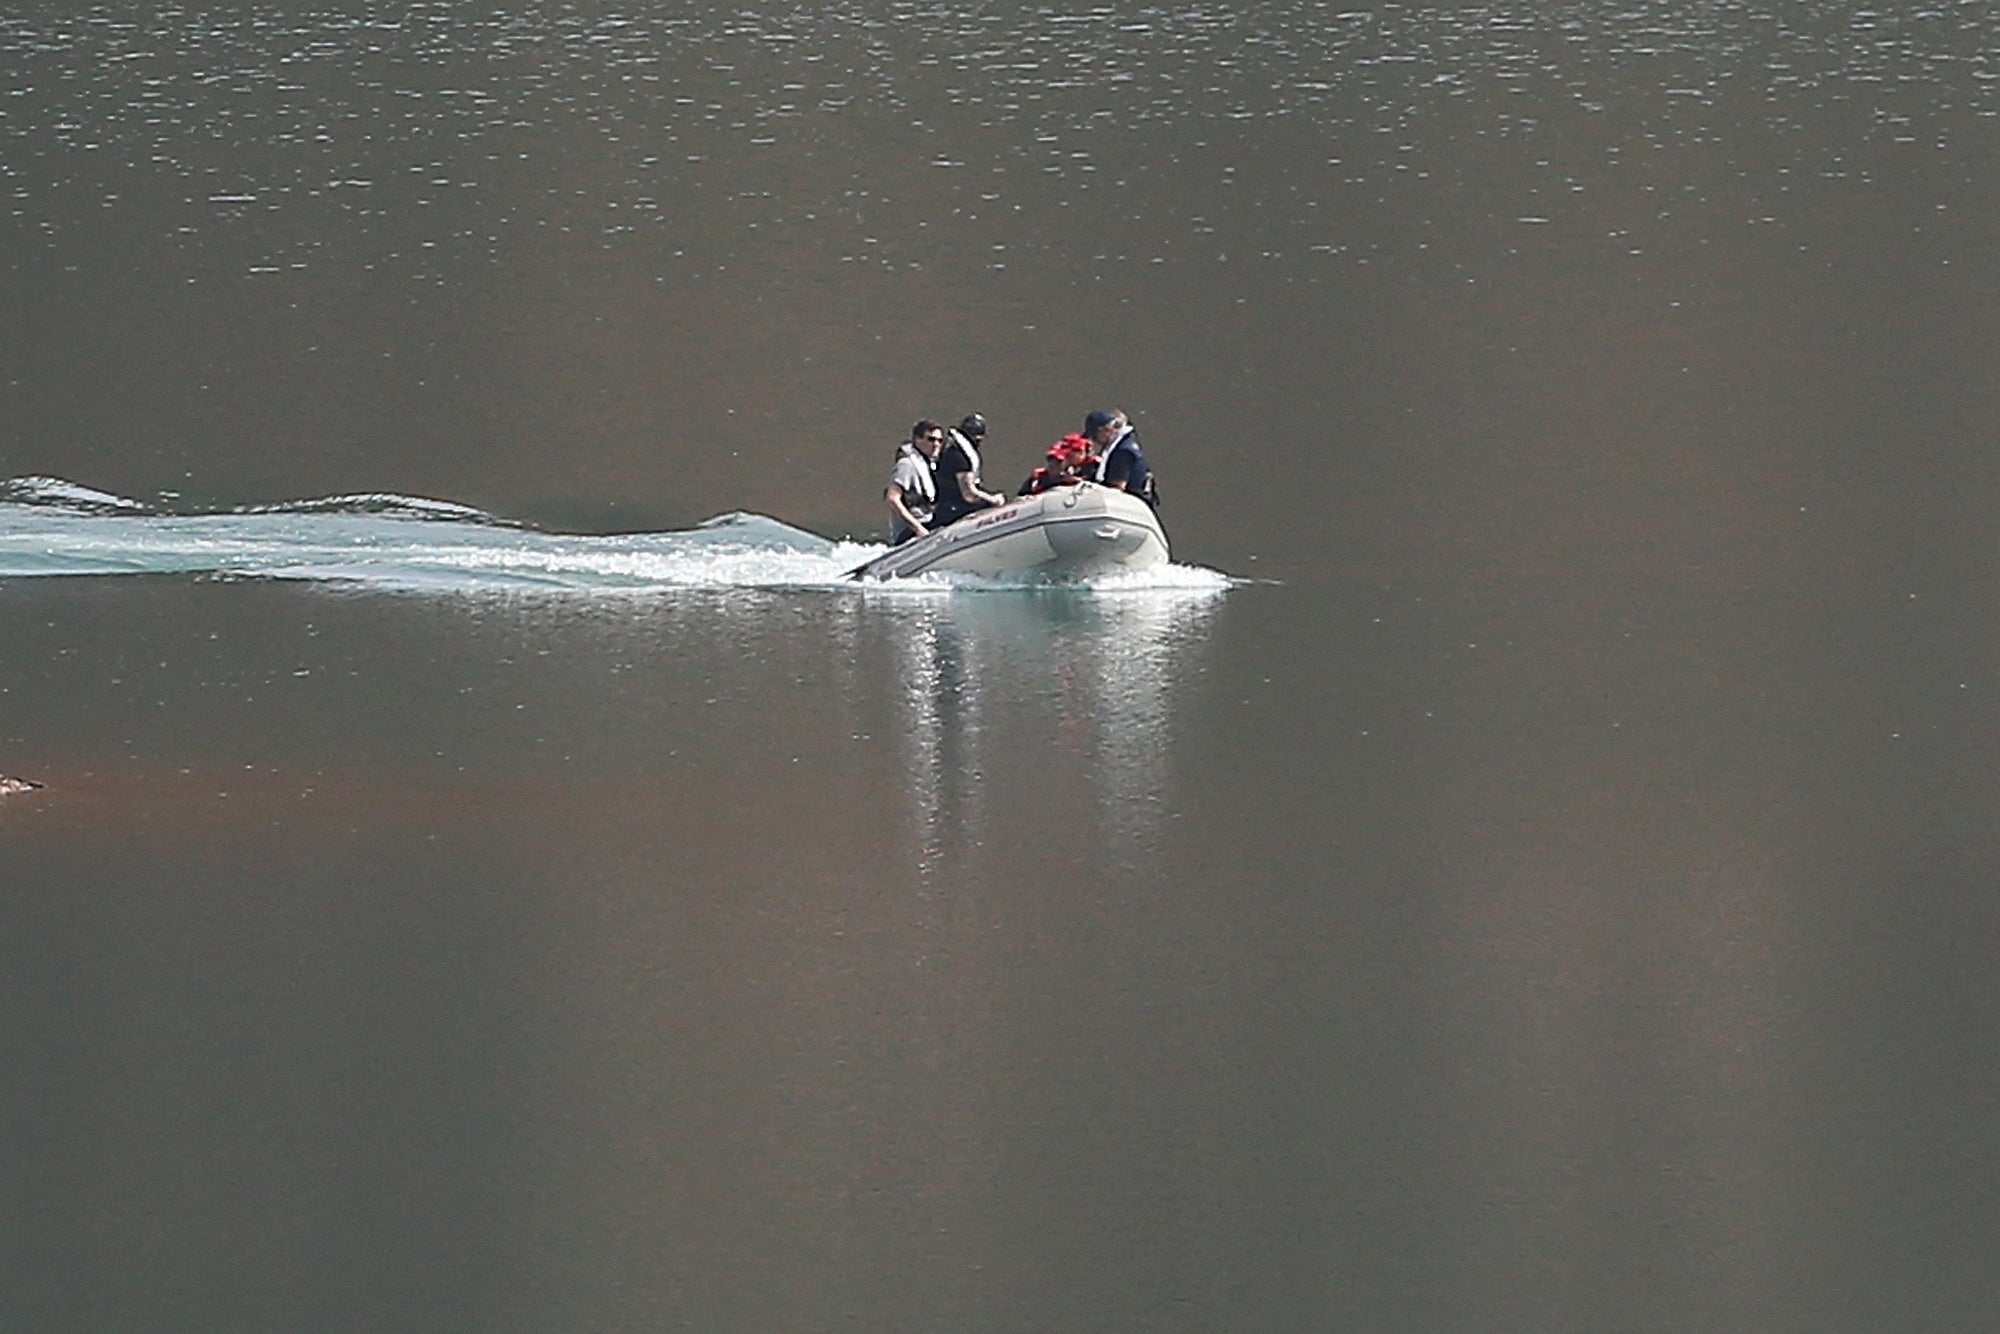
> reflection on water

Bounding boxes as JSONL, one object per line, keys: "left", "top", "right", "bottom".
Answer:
{"left": 5, "top": 572, "right": 1995, "bottom": 1328}
{"left": 880, "top": 587, "right": 1221, "bottom": 880}
{"left": 1417, "top": 754, "right": 1810, "bottom": 1322}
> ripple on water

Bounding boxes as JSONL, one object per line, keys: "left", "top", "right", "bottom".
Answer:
{"left": 2, "top": 2, "right": 1994, "bottom": 283}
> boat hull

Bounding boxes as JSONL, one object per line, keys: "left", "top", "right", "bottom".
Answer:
{"left": 850, "top": 482, "right": 1167, "bottom": 581}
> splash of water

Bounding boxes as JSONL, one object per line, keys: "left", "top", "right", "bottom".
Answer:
{"left": 0, "top": 477, "right": 1230, "bottom": 594}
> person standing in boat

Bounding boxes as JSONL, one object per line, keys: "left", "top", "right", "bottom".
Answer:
{"left": 885, "top": 419, "right": 944, "bottom": 544}
{"left": 1086, "top": 408, "right": 1158, "bottom": 509}
{"left": 932, "top": 412, "right": 1008, "bottom": 527}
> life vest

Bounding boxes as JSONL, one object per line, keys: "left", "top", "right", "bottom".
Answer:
{"left": 891, "top": 441, "right": 936, "bottom": 506}
{"left": 1019, "top": 434, "right": 1099, "bottom": 495}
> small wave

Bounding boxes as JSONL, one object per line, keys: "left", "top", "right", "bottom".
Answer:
{"left": 0, "top": 475, "right": 156, "bottom": 514}
{"left": 231, "top": 492, "right": 507, "bottom": 524}
{"left": 690, "top": 511, "right": 846, "bottom": 552}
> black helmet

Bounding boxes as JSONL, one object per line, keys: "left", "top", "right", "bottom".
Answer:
{"left": 959, "top": 413, "right": 987, "bottom": 438}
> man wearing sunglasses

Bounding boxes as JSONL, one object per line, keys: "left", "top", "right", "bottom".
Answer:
{"left": 885, "top": 419, "right": 943, "bottom": 544}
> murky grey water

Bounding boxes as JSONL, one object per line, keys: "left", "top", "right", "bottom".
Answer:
{"left": 5, "top": 2, "right": 2000, "bottom": 1329}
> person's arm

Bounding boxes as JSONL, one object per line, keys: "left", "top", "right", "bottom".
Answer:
{"left": 955, "top": 467, "right": 1005, "bottom": 509}
{"left": 1100, "top": 443, "right": 1134, "bottom": 492}
{"left": 885, "top": 482, "right": 927, "bottom": 536}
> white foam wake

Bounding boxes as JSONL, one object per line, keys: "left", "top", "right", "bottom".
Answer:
{"left": 0, "top": 478, "right": 1232, "bottom": 594}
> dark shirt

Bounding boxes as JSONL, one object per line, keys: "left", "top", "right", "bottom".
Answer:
{"left": 1101, "top": 430, "right": 1153, "bottom": 504}
{"left": 932, "top": 436, "right": 981, "bottom": 527}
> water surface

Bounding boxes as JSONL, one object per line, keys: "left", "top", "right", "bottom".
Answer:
{"left": 5, "top": 2, "right": 2000, "bottom": 1329}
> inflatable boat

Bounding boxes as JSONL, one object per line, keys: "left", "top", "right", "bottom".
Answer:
{"left": 848, "top": 481, "right": 1168, "bottom": 581}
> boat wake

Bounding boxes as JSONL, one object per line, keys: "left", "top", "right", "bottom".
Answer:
{"left": 0, "top": 477, "right": 1231, "bottom": 595}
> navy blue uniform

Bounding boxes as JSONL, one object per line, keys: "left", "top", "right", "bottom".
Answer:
{"left": 1099, "top": 428, "right": 1155, "bottom": 507}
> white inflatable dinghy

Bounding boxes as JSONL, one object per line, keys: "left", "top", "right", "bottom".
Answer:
{"left": 849, "top": 481, "right": 1167, "bottom": 581}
